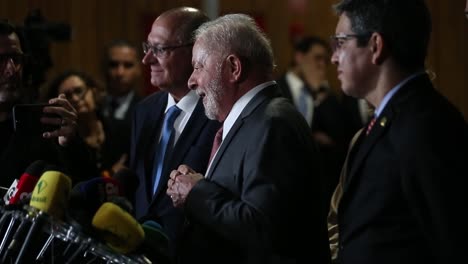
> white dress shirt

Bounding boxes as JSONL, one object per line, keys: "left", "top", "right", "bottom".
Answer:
{"left": 205, "top": 81, "right": 276, "bottom": 176}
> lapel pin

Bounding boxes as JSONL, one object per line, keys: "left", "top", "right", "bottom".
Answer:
{"left": 379, "top": 117, "right": 387, "bottom": 127}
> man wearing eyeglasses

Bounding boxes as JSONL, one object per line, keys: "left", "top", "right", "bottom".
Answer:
{"left": 329, "top": 1, "right": 468, "bottom": 264}
{"left": 0, "top": 20, "right": 94, "bottom": 187}
{"left": 129, "top": 7, "right": 220, "bottom": 260}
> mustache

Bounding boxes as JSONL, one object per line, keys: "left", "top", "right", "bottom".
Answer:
{"left": 0, "top": 74, "right": 21, "bottom": 87}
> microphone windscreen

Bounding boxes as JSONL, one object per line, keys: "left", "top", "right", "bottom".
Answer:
{"left": 92, "top": 202, "right": 144, "bottom": 254}
{"left": 4, "top": 160, "right": 48, "bottom": 205}
{"left": 143, "top": 220, "right": 163, "bottom": 230}
{"left": 29, "top": 171, "right": 72, "bottom": 219}
{"left": 142, "top": 220, "right": 169, "bottom": 248}
{"left": 112, "top": 168, "right": 138, "bottom": 201}
{"left": 140, "top": 220, "right": 170, "bottom": 262}
{"left": 79, "top": 177, "right": 122, "bottom": 203}
{"left": 9, "top": 175, "right": 38, "bottom": 205}
{"left": 24, "top": 160, "right": 48, "bottom": 175}
{"left": 67, "top": 182, "right": 91, "bottom": 223}
{"left": 71, "top": 177, "right": 122, "bottom": 214}
{"left": 67, "top": 177, "right": 123, "bottom": 230}
{"left": 107, "top": 196, "right": 133, "bottom": 215}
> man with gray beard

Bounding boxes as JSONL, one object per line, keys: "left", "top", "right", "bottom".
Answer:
{"left": 167, "top": 14, "right": 331, "bottom": 264}
{"left": 129, "top": 7, "right": 220, "bottom": 261}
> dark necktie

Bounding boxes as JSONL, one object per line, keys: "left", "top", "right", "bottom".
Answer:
{"left": 208, "top": 126, "right": 223, "bottom": 164}
{"left": 152, "top": 105, "right": 182, "bottom": 195}
{"left": 297, "top": 85, "right": 309, "bottom": 120}
{"left": 109, "top": 98, "right": 119, "bottom": 118}
{"left": 365, "top": 116, "right": 377, "bottom": 136}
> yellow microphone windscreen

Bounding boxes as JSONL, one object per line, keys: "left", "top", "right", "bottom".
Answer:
{"left": 92, "top": 202, "right": 145, "bottom": 254}
{"left": 29, "top": 170, "right": 71, "bottom": 219}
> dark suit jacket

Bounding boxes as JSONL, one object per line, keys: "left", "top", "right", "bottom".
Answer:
{"left": 101, "top": 93, "right": 141, "bottom": 170}
{"left": 178, "top": 85, "right": 331, "bottom": 264}
{"left": 278, "top": 74, "right": 350, "bottom": 203}
{"left": 338, "top": 74, "right": 468, "bottom": 264}
{"left": 276, "top": 74, "right": 314, "bottom": 125}
{"left": 0, "top": 118, "right": 96, "bottom": 187}
{"left": 130, "top": 91, "right": 220, "bottom": 251}
{"left": 341, "top": 95, "right": 368, "bottom": 141}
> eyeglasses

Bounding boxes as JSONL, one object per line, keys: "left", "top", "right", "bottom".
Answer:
{"left": 142, "top": 42, "right": 193, "bottom": 58}
{"left": 0, "top": 53, "right": 25, "bottom": 73}
{"left": 330, "top": 33, "right": 369, "bottom": 52}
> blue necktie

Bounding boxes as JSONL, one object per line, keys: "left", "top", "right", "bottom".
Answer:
{"left": 153, "top": 105, "right": 182, "bottom": 195}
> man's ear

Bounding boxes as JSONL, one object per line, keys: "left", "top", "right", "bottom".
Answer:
{"left": 295, "top": 52, "right": 304, "bottom": 66}
{"left": 370, "top": 32, "right": 386, "bottom": 65}
{"left": 226, "top": 54, "right": 243, "bottom": 83}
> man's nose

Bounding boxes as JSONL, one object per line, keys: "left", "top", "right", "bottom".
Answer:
{"left": 3, "top": 58, "right": 17, "bottom": 78}
{"left": 187, "top": 74, "right": 197, "bottom": 90}
{"left": 142, "top": 52, "right": 157, "bottom": 65}
{"left": 331, "top": 51, "right": 339, "bottom": 65}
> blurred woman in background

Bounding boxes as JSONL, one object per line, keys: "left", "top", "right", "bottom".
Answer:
{"left": 47, "top": 70, "right": 113, "bottom": 177}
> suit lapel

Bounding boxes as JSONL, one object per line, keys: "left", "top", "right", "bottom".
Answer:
{"left": 344, "top": 113, "right": 392, "bottom": 190}
{"left": 342, "top": 74, "right": 431, "bottom": 197}
{"left": 206, "top": 119, "right": 243, "bottom": 179}
{"left": 137, "top": 95, "right": 167, "bottom": 202}
{"left": 206, "top": 85, "right": 279, "bottom": 179}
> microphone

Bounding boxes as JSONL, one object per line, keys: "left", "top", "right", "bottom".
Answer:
{"left": 0, "top": 161, "right": 48, "bottom": 260}
{"left": 71, "top": 177, "right": 122, "bottom": 207}
{"left": 29, "top": 170, "right": 72, "bottom": 220}
{"left": 112, "top": 168, "right": 138, "bottom": 203}
{"left": 92, "top": 202, "right": 144, "bottom": 254}
{"left": 3, "top": 160, "right": 48, "bottom": 206}
{"left": 15, "top": 170, "right": 72, "bottom": 264}
{"left": 107, "top": 195, "right": 133, "bottom": 215}
{"left": 67, "top": 177, "right": 123, "bottom": 229}
{"left": 3, "top": 180, "right": 18, "bottom": 206}
{"left": 139, "top": 220, "right": 170, "bottom": 261}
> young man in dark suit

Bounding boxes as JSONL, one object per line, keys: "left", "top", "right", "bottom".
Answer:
{"left": 167, "top": 14, "right": 331, "bottom": 264}
{"left": 278, "top": 36, "right": 361, "bottom": 201}
{"left": 100, "top": 40, "right": 142, "bottom": 175}
{"left": 130, "top": 7, "right": 220, "bottom": 259}
{"left": 330, "top": 0, "right": 468, "bottom": 263}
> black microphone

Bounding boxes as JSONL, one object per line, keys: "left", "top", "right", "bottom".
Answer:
{"left": 139, "top": 220, "right": 171, "bottom": 262}
{"left": 67, "top": 176, "right": 123, "bottom": 230}
{"left": 112, "top": 168, "right": 139, "bottom": 204}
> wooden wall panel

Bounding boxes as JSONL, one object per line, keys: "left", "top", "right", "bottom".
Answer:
{"left": 426, "top": 0, "right": 468, "bottom": 119}
{"left": 0, "top": 0, "right": 466, "bottom": 119}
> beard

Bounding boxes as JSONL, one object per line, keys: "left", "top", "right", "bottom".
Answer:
{"left": 0, "top": 78, "right": 21, "bottom": 113}
{"left": 202, "top": 65, "right": 224, "bottom": 120}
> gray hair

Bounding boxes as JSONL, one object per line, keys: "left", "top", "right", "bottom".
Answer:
{"left": 194, "top": 13, "right": 275, "bottom": 74}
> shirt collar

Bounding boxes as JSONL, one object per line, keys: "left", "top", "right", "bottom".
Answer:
{"left": 222, "top": 80, "right": 276, "bottom": 139}
{"left": 165, "top": 90, "right": 199, "bottom": 114}
{"left": 374, "top": 71, "right": 425, "bottom": 117}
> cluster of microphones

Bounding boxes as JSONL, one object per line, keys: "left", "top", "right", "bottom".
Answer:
{"left": 0, "top": 160, "right": 170, "bottom": 263}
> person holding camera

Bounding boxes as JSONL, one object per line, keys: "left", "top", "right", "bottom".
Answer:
{"left": 0, "top": 19, "right": 94, "bottom": 188}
